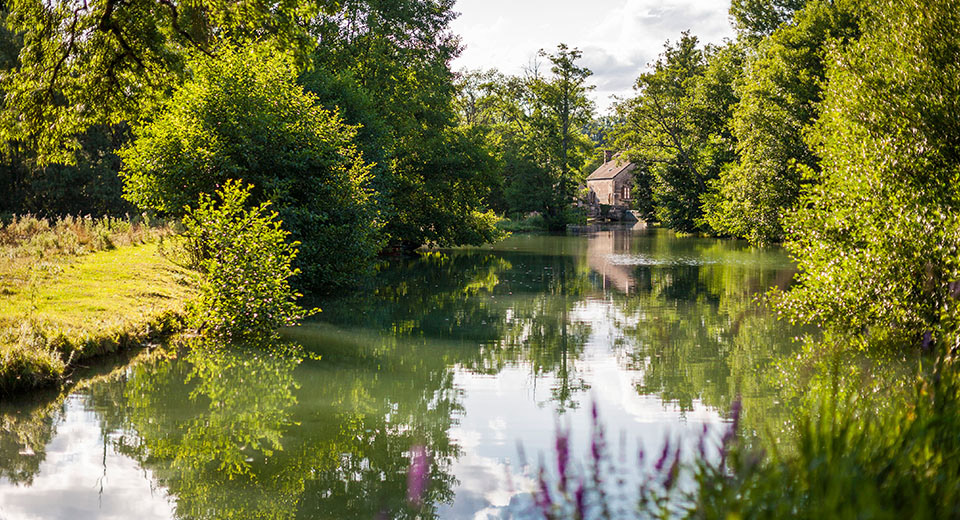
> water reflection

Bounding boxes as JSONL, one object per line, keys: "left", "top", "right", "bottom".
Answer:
{"left": 0, "top": 225, "right": 805, "bottom": 518}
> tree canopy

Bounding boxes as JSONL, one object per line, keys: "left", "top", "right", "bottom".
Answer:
{"left": 120, "top": 44, "right": 380, "bottom": 291}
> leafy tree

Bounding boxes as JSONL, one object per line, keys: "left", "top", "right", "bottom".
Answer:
{"left": 454, "top": 69, "right": 546, "bottom": 217}
{"left": 386, "top": 126, "right": 504, "bottom": 249}
{"left": 528, "top": 44, "right": 595, "bottom": 226}
{"left": 300, "top": 66, "right": 393, "bottom": 221}
{"left": 0, "top": 125, "right": 135, "bottom": 216}
{"left": 455, "top": 46, "right": 594, "bottom": 227}
{"left": 615, "top": 35, "right": 743, "bottom": 232}
{"left": 775, "top": 0, "right": 960, "bottom": 343}
{"left": 730, "top": 0, "right": 809, "bottom": 40}
{"left": 1, "top": 0, "right": 317, "bottom": 162}
{"left": 120, "top": 44, "right": 380, "bottom": 291}
{"left": 307, "top": 0, "right": 502, "bottom": 250}
{"left": 705, "top": 0, "right": 862, "bottom": 243}
{"left": 183, "top": 181, "right": 308, "bottom": 342}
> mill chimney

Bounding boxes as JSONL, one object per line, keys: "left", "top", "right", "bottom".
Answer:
{"left": 603, "top": 150, "right": 613, "bottom": 163}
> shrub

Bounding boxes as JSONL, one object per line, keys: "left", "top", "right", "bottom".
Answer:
{"left": 775, "top": 0, "right": 960, "bottom": 343}
{"left": 182, "top": 180, "right": 310, "bottom": 342}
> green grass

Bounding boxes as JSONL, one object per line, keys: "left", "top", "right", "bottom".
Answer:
{"left": 0, "top": 240, "right": 195, "bottom": 395}
{"left": 496, "top": 214, "right": 549, "bottom": 232}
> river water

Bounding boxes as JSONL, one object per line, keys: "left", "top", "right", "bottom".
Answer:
{"left": 0, "top": 225, "right": 804, "bottom": 519}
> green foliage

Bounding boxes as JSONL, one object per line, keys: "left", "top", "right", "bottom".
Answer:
{"left": 386, "top": 126, "right": 505, "bottom": 250}
{"left": 307, "top": 0, "right": 503, "bottom": 250}
{"left": 299, "top": 66, "right": 394, "bottom": 223}
{"left": 528, "top": 44, "right": 596, "bottom": 224}
{"left": 705, "top": 0, "right": 862, "bottom": 243}
{"left": 182, "top": 181, "right": 308, "bottom": 343}
{"left": 0, "top": 126, "right": 134, "bottom": 217}
{"left": 730, "top": 0, "right": 808, "bottom": 39}
{"left": 615, "top": 36, "right": 743, "bottom": 232}
{"left": 496, "top": 213, "right": 548, "bottom": 232}
{"left": 120, "top": 44, "right": 380, "bottom": 290}
{"left": 1, "top": 0, "right": 316, "bottom": 162}
{"left": 775, "top": 0, "right": 960, "bottom": 340}
{"left": 691, "top": 350, "right": 960, "bottom": 520}
{"left": 455, "top": 45, "right": 595, "bottom": 230}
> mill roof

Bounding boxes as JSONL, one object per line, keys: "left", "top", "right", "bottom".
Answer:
{"left": 586, "top": 156, "right": 634, "bottom": 181}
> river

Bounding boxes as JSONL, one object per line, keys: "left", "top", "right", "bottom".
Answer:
{"left": 0, "top": 225, "right": 804, "bottom": 519}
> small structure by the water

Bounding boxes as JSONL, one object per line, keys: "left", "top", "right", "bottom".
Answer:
{"left": 585, "top": 151, "right": 637, "bottom": 220}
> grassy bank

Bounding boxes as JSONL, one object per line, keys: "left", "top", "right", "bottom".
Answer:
{"left": 0, "top": 216, "right": 194, "bottom": 394}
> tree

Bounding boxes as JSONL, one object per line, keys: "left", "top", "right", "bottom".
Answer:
{"left": 528, "top": 44, "right": 595, "bottom": 226}
{"left": 1, "top": 0, "right": 317, "bottom": 162}
{"left": 120, "top": 44, "right": 380, "bottom": 291}
{"left": 307, "top": 0, "right": 502, "bottom": 250}
{"left": 775, "top": 0, "right": 960, "bottom": 344}
{"left": 455, "top": 46, "right": 595, "bottom": 227}
{"left": 730, "top": 0, "right": 808, "bottom": 40}
{"left": 615, "top": 35, "right": 743, "bottom": 232}
{"left": 705, "top": 0, "right": 862, "bottom": 243}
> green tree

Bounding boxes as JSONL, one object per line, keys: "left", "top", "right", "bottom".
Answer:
{"left": 454, "top": 69, "right": 549, "bottom": 218}
{"left": 705, "top": 0, "right": 861, "bottom": 243}
{"left": 776, "top": 0, "right": 960, "bottom": 343}
{"left": 1, "top": 0, "right": 316, "bottom": 162}
{"left": 529, "top": 44, "right": 595, "bottom": 227}
{"left": 454, "top": 46, "right": 594, "bottom": 227}
{"left": 307, "top": 0, "right": 502, "bottom": 250}
{"left": 120, "top": 44, "right": 380, "bottom": 291}
{"left": 730, "top": 0, "right": 809, "bottom": 40}
{"left": 615, "top": 35, "right": 743, "bottom": 232}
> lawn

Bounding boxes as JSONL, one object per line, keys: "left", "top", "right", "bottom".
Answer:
{"left": 0, "top": 231, "right": 195, "bottom": 394}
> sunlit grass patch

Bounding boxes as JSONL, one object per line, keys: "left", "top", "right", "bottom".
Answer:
{"left": 0, "top": 241, "right": 194, "bottom": 394}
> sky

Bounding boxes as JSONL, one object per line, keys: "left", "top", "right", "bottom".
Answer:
{"left": 450, "top": 0, "right": 737, "bottom": 113}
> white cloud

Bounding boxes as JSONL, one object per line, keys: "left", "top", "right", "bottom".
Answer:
{"left": 451, "top": 0, "right": 736, "bottom": 112}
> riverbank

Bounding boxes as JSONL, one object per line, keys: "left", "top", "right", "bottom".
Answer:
{"left": 0, "top": 216, "right": 194, "bottom": 395}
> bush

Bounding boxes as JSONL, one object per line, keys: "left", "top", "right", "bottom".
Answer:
{"left": 496, "top": 213, "right": 548, "bottom": 233}
{"left": 182, "top": 181, "right": 310, "bottom": 342}
{"left": 775, "top": 0, "right": 960, "bottom": 342}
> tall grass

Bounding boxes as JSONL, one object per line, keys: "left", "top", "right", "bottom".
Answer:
{"left": 0, "top": 213, "right": 173, "bottom": 259}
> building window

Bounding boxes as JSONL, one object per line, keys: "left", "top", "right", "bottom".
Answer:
{"left": 622, "top": 185, "right": 630, "bottom": 200}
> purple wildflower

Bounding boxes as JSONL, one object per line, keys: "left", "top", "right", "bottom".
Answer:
{"left": 697, "top": 423, "right": 709, "bottom": 459}
{"left": 406, "top": 444, "right": 430, "bottom": 507}
{"left": 721, "top": 397, "right": 742, "bottom": 447}
{"left": 535, "top": 465, "right": 555, "bottom": 517}
{"left": 556, "top": 427, "right": 571, "bottom": 492}
{"left": 654, "top": 437, "right": 672, "bottom": 473}
{"left": 574, "top": 479, "right": 586, "bottom": 520}
{"left": 720, "top": 397, "right": 743, "bottom": 467}
{"left": 664, "top": 444, "right": 682, "bottom": 491}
